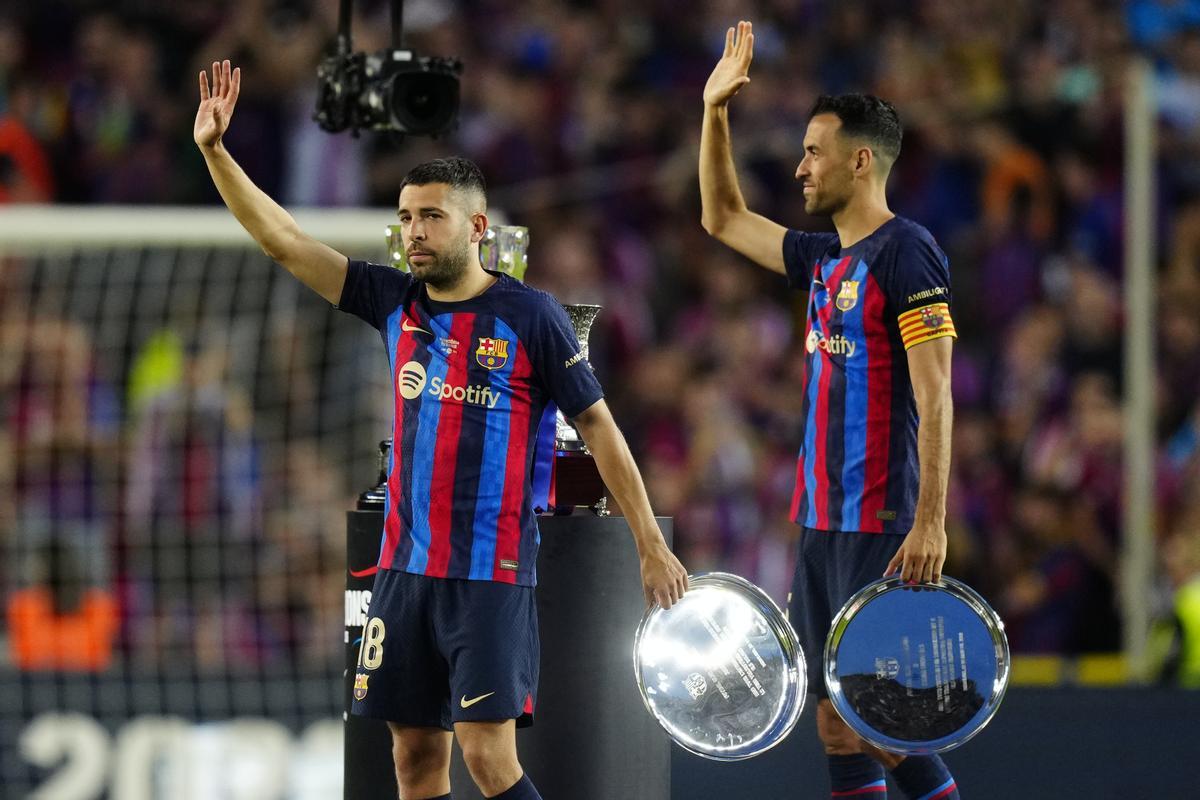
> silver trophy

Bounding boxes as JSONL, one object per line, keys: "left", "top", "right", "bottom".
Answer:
{"left": 480, "top": 225, "right": 530, "bottom": 281}
{"left": 824, "top": 575, "right": 1010, "bottom": 754}
{"left": 555, "top": 303, "right": 601, "bottom": 454}
{"left": 549, "top": 303, "right": 607, "bottom": 514}
{"left": 634, "top": 573, "right": 807, "bottom": 760}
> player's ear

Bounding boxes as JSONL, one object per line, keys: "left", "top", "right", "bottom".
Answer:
{"left": 470, "top": 211, "right": 488, "bottom": 244}
{"left": 854, "top": 146, "right": 872, "bottom": 176}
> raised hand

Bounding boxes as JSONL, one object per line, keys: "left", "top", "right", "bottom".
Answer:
{"left": 195, "top": 60, "right": 241, "bottom": 149}
{"left": 703, "top": 20, "right": 754, "bottom": 108}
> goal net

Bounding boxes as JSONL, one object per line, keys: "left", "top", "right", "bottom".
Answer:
{"left": 0, "top": 206, "right": 393, "bottom": 799}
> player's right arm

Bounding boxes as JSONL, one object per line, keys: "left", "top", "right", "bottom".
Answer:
{"left": 195, "top": 60, "right": 348, "bottom": 305}
{"left": 699, "top": 21, "right": 788, "bottom": 275}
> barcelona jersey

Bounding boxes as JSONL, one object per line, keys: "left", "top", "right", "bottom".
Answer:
{"left": 782, "top": 216, "right": 956, "bottom": 534}
{"left": 337, "top": 260, "right": 603, "bottom": 586}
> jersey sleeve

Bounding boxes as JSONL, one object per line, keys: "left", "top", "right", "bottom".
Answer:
{"left": 529, "top": 296, "right": 604, "bottom": 418}
{"left": 879, "top": 234, "right": 957, "bottom": 350}
{"left": 336, "top": 259, "right": 413, "bottom": 331}
{"left": 782, "top": 229, "right": 834, "bottom": 290}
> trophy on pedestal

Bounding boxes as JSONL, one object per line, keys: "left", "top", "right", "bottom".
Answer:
{"left": 386, "top": 222, "right": 608, "bottom": 514}
{"left": 549, "top": 302, "right": 607, "bottom": 515}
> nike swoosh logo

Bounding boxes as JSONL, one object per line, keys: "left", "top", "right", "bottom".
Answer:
{"left": 349, "top": 565, "right": 379, "bottom": 578}
{"left": 460, "top": 692, "right": 495, "bottom": 708}
{"left": 402, "top": 318, "right": 433, "bottom": 335}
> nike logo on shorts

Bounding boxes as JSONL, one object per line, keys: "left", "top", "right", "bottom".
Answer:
{"left": 402, "top": 318, "right": 433, "bottom": 336}
{"left": 460, "top": 692, "right": 495, "bottom": 708}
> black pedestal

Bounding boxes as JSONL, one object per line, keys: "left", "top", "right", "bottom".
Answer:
{"left": 344, "top": 510, "right": 398, "bottom": 800}
{"left": 345, "top": 512, "right": 673, "bottom": 800}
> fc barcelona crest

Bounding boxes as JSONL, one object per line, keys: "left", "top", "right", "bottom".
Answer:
{"left": 353, "top": 672, "right": 370, "bottom": 701}
{"left": 476, "top": 337, "right": 510, "bottom": 370}
{"left": 921, "top": 306, "right": 944, "bottom": 329}
{"left": 836, "top": 280, "right": 860, "bottom": 312}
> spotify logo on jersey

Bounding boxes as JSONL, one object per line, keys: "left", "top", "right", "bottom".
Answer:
{"left": 397, "top": 361, "right": 428, "bottom": 399}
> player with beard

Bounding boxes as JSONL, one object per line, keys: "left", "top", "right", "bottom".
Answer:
{"left": 196, "top": 60, "right": 688, "bottom": 800}
{"left": 699, "top": 23, "right": 961, "bottom": 800}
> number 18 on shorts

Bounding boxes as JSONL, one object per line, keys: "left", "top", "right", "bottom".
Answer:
{"left": 350, "top": 569, "right": 540, "bottom": 729}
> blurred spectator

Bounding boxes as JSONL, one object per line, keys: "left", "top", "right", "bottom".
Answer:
{"left": 1000, "top": 482, "right": 1118, "bottom": 652}
{"left": 1, "top": 294, "right": 120, "bottom": 671}
{"left": 7, "top": 537, "right": 118, "bottom": 671}
{"left": 124, "top": 326, "right": 261, "bottom": 670}
{"left": 258, "top": 440, "right": 347, "bottom": 669}
{"left": 0, "top": 114, "right": 54, "bottom": 202}
{"left": 1152, "top": 517, "right": 1200, "bottom": 687}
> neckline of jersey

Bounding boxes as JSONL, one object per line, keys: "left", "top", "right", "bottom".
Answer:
{"left": 836, "top": 215, "right": 899, "bottom": 253}
{"left": 422, "top": 269, "right": 509, "bottom": 310}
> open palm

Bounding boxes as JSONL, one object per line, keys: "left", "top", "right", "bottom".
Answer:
{"left": 195, "top": 60, "right": 241, "bottom": 148}
{"left": 703, "top": 20, "right": 754, "bottom": 107}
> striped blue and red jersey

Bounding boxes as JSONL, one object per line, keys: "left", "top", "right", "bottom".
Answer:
{"left": 337, "top": 260, "right": 603, "bottom": 586}
{"left": 782, "top": 216, "right": 956, "bottom": 534}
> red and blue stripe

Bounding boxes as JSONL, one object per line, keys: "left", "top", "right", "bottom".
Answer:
{"left": 859, "top": 272, "right": 893, "bottom": 532}
{"left": 917, "top": 778, "right": 957, "bottom": 800}
{"left": 467, "top": 317, "right": 524, "bottom": 579}
{"left": 832, "top": 779, "right": 887, "bottom": 797}
{"left": 801, "top": 255, "right": 853, "bottom": 530}
{"left": 838, "top": 258, "right": 870, "bottom": 530}
{"left": 423, "top": 312, "right": 477, "bottom": 576}
{"left": 380, "top": 309, "right": 422, "bottom": 570}
{"left": 492, "top": 332, "right": 534, "bottom": 583}
{"left": 404, "top": 312, "right": 464, "bottom": 574}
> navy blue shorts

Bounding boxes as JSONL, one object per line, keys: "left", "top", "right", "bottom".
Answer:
{"left": 350, "top": 568, "right": 539, "bottom": 730}
{"left": 787, "top": 527, "right": 903, "bottom": 698}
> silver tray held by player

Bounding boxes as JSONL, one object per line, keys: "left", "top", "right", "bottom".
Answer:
{"left": 824, "top": 574, "right": 1010, "bottom": 754}
{"left": 633, "top": 572, "right": 806, "bottom": 761}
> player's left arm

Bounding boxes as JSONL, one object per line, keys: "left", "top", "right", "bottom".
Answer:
{"left": 885, "top": 336, "right": 954, "bottom": 584}
{"left": 571, "top": 399, "right": 689, "bottom": 608}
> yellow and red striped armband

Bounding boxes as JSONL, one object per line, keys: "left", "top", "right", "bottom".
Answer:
{"left": 898, "top": 302, "right": 957, "bottom": 350}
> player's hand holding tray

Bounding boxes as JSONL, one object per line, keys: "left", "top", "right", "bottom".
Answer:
{"left": 824, "top": 575, "right": 1010, "bottom": 754}
{"left": 633, "top": 572, "right": 806, "bottom": 760}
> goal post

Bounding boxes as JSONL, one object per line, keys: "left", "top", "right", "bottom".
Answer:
{"left": 0, "top": 204, "right": 397, "bottom": 798}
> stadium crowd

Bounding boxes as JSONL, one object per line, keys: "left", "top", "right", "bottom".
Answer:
{"left": 2, "top": 0, "right": 1199, "bottom": 682}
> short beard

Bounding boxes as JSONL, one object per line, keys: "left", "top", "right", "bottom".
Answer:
{"left": 410, "top": 240, "right": 472, "bottom": 291}
{"left": 804, "top": 192, "right": 847, "bottom": 217}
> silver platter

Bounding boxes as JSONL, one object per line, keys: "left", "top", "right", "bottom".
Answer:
{"left": 824, "top": 575, "right": 1010, "bottom": 754}
{"left": 633, "top": 572, "right": 806, "bottom": 760}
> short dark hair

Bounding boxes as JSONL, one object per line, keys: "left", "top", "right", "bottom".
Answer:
{"left": 399, "top": 157, "right": 487, "bottom": 204}
{"left": 809, "top": 94, "right": 903, "bottom": 165}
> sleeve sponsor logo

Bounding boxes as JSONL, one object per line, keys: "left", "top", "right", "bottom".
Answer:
{"left": 563, "top": 350, "right": 586, "bottom": 368}
{"left": 898, "top": 302, "right": 956, "bottom": 350}
{"left": 905, "top": 286, "right": 948, "bottom": 304}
